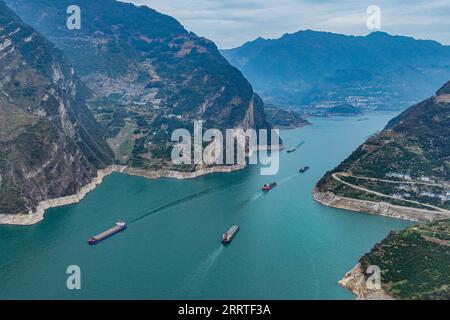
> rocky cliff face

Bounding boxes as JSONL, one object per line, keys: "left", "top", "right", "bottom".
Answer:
{"left": 0, "top": 1, "right": 114, "bottom": 215}
{"left": 5, "top": 0, "right": 274, "bottom": 169}
{"left": 339, "top": 263, "right": 394, "bottom": 300}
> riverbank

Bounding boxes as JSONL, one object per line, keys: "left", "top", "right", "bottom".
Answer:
{"left": 338, "top": 263, "right": 394, "bottom": 300}
{"left": 0, "top": 141, "right": 288, "bottom": 226}
{"left": 272, "top": 123, "right": 310, "bottom": 130}
{"left": 123, "top": 164, "right": 246, "bottom": 180}
{"left": 313, "top": 188, "right": 449, "bottom": 300}
{"left": 312, "top": 189, "right": 449, "bottom": 223}
{"left": 0, "top": 164, "right": 246, "bottom": 226}
{"left": 0, "top": 114, "right": 413, "bottom": 299}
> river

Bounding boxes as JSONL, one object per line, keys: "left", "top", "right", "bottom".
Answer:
{"left": 0, "top": 113, "right": 412, "bottom": 299}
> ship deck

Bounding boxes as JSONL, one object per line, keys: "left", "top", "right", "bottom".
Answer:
{"left": 93, "top": 226, "right": 123, "bottom": 240}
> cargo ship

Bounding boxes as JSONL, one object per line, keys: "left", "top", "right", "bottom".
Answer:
{"left": 299, "top": 166, "right": 310, "bottom": 173}
{"left": 262, "top": 182, "right": 277, "bottom": 192}
{"left": 222, "top": 225, "right": 240, "bottom": 244}
{"left": 88, "top": 221, "right": 127, "bottom": 245}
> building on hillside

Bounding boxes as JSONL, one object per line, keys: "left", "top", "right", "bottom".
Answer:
{"left": 420, "top": 191, "right": 438, "bottom": 198}
{"left": 386, "top": 172, "right": 412, "bottom": 180}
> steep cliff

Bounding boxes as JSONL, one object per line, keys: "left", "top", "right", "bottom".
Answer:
{"left": 0, "top": 1, "right": 114, "bottom": 215}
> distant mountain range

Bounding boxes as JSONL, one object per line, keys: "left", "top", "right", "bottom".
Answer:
{"left": 222, "top": 30, "right": 450, "bottom": 112}
{"left": 5, "top": 0, "right": 273, "bottom": 168}
{"left": 0, "top": 1, "right": 114, "bottom": 215}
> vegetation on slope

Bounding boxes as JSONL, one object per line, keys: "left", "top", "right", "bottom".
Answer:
{"left": 316, "top": 81, "right": 450, "bottom": 211}
{"left": 360, "top": 219, "right": 450, "bottom": 300}
{"left": 6, "top": 0, "right": 274, "bottom": 170}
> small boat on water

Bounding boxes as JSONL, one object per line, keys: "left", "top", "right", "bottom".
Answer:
{"left": 287, "top": 141, "right": 305, "bottom": 153}
{"left": 88, "top": 221, "right": 127, "bottom": 245}
{"left": 222, "top": 225, "right": 240, "bottom": 244}
{"left": 262, "top": 182, "right": 277, "bottom": 192}
{"left": 299, "top": 166, "right": 310, "bottom": 173}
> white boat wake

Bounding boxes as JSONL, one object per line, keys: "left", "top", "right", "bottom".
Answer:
{"left": 183, "top": 246, "right": 224, "bottom": 294}
{"left": 278, "top": 173, "right": 298, "bottom": 185}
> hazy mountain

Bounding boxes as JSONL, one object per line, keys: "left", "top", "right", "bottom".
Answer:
{"left": 0, "top": 1, "right": 114, "bottom": 215}
{"left": 327, "top": 104, "right": 362, "bottom": 116}
{"left": 264, "top": 106, "right": 310, "bottom": 129}
{"left": 316, "top": 81, "right": 450, "bottom": 215}
{"left": 5, "top": 0, "right": 274, "bottom": 169}
{"left": 222, "top": 30, "right": 450, "bottom": 112}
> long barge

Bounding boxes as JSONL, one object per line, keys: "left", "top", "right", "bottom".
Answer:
{"left": 88, "top": 221, "right": 127, "bottom": 245}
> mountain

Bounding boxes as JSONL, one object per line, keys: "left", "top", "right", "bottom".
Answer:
{"left": 341, "top": 219, "right": 450, "bottom": 300}
{"left": 314, "top": 81, "right": 450, "bottom": 222}
{"left": 327, "top": 104, "right": 362, "bottom": 116}
{"left": 222, "top": 30, "right": 450, "bottom": 112}
{"left": 0, "top": 1, "right": 114, "bottom": 216}
{"left": 5, "top": 0, "right": 274, "bottom": 169}
{"left": 264, "top": 106, "right": 310, "bottom": 129}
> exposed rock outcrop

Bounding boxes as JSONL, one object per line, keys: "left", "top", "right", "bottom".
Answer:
{"left": 0, "top": 1, "right": 114, "bottom": 216}
{"left": 339, "top": 263, "right": 394, "bottom": 300}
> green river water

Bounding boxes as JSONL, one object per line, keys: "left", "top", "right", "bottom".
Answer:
{"left": 0, "top": 114, "right": 412, "bottom": 299}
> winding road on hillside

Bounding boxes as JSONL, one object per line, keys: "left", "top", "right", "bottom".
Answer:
{"left": 332, "top": 172, "right": 450, "bottom": 213}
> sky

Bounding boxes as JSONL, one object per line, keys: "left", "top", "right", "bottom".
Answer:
{"left": 124, "top": 0, "right": 450, "bottom": 49}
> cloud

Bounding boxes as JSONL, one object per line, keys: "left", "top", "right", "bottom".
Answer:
{"left": 123, "top": 0, "right": 450, "bottom": 48}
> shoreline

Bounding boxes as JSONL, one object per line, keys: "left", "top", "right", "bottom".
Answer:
{"left": 314, "top": 188, "right": 449, "bottom": 300}
{"left": 314, "top": 189, "right": 448, "bottom": 300}
{"left": 312, "top": 189, "right": 449, "bottom": 223}
{"left": 0, "top": 142, "right": 285, "bottom": 226}
{"left": 339, "top": 263, "right": 394, "bottom": 300}
{"left": 273, "top": 123, "right": 310, "bottom": 130}
{"left": 123, "top": 163, "right": 246, "bottom": 180}
{"left": 0, "top": 164, "right": 246, "bottom": 226}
